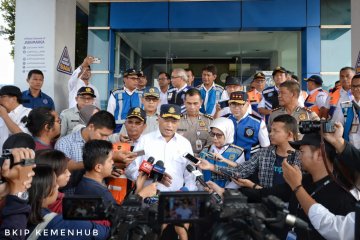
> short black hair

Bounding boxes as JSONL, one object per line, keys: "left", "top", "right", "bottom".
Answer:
{"left": 273, "top": 114, "right": 299, "bottom": 140}
{"left": 26, "top": 107, "right": 55, "bottom": 137}
{"left": 158, "top": 72, "right": 170, "bottom": 80}
{"left": 279, "top": 80, "right": 300, "bottom": 98}
{"left": 27, "top": 69, "right": 44, "bottom": 80}
{"left": 340, "top": 66, "right": 355, "bottom": 74}
{"left": 35, "top": 149, "right": 68, "bottom": 177}
{"left": 185, "top": 88, "right": 202, "bottom": 99}
{"left": 87, "top": 110, "right": 115, "bottom": 130}
{"left": 184, "top": 68, "right": 194, "bottom": 76}
{"left": 83, "top": 140, "right": 112, "bottom": 171}
{"left": 202, "top": 64, "right": 217, "bottom": 75}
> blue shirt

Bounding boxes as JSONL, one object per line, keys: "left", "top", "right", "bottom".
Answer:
{"left": 22, "top": 89, "right": 55, "bottom": 110}
{"left": 75, "top": 177, "right": 116, "bottom": 205}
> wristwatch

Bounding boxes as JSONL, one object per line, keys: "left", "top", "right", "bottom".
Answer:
{"left": 14, "top": 191, "right": 29, "bottom": 201}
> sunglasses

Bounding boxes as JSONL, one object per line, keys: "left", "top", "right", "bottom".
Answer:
{"left": 209, "top": 131, "right": 224, "bottom": 138}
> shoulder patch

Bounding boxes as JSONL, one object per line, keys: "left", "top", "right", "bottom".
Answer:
{"left": 272, "top": 107, "right": 282, "bottom": 112}
{"left": 214, "top": 84, "right": 225, "bottom": 91}
{"left": 203, "top": 114, "right": 213, "bottom": 120}
{"left": 262, "top": 86, "right": 275, "bottom": 94}
{"left": 168, "top": 88, "right": 177, "bottom": 93}
{"left": 249, "top": 113, "right": 262, "bottom": 122}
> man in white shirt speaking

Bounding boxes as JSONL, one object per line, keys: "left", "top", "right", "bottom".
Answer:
{"left": 125, "top": 104, "right": 197, "bottom": 192}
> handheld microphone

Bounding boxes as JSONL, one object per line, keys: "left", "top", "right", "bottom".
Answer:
{"left": 285, "top": 214, "right": 309, "bottom": 230}
{"left": 139, "top": 157, "right": 155, "bottom": 176}
{"left": 186, "top": 164, "right": 222, "bottom": 204}
{"left": 150, "top": 161, "right": 165, "bottom": 183}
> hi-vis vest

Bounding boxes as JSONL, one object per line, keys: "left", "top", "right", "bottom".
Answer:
{"left": 247, "top": 89, "right": 262, "bottom": 114}
{"left": 328, "top": 86, "right": 341, "bottom": 117}
{"left": 304, "top": 89, "right": 324, "bottom": 116}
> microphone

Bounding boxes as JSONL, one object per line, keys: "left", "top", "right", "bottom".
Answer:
{"left": 186, "top": 164, "right": 222, "bottom": 204}
{"left": 150, "top": 161, "right": 165, "bottom": 183}
{"left": 138, "top": 157, "right": 155, "bottom": 176}
{"left": 285, "top": 214, "right": 309, "bottom": 230}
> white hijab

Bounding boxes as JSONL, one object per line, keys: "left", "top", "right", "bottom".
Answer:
{"left": 209, "top": 117, "right": 234, "bottom": 145}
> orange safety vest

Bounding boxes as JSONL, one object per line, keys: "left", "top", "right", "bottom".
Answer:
{"left": 108, "top": 142, "right": 132, "bottom": 204}
{"left": 247, "top": 89, "right": 262, "bottom": 104}
{"left": 328, "top": 86, "right": 341, "bottom": 117}
{"left": 304, "top": 89, "right": 323, "bottom": 116}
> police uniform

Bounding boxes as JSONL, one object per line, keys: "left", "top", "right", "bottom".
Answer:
{"left": 197, "top": 83, "right": 224, "bottom": 116}
{"left": 332, "top": 100, "right": 360, "bottom": 149}
{"left": 268, "top": 106, "right": 320, "bottom": 133}
{"left": 177, "top": 113, "right": 213, "bottom": 155}
{"left": 60, "top": 106, "right": 80, "bottom": 136}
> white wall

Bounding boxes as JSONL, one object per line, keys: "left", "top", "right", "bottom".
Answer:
{"left": 14, "top": 0, "right": 76, "bottom": 111}
{"left": 351, "top": 0, "right": 360, "bottom": 67}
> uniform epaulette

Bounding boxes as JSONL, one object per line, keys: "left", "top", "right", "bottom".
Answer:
{"left": 110, "top": 87, "right": 125, "bottom": 95}
{"left": 249, "top": 113, "right": 262, "bottom": 122}
{"left": 168, "top": 88, "right": 177, "bottom": 93}
{"left": 272, "top": 107, "right": 282, "bottom": 112}
{"left": 229, "top": 144, "right": 244, "bottom": 151}
{"left": 203, "top": 114, "right": 213, "bottom": 120}
{"left": 303, "top": 107, "right": 313, "bottom": 113}
{"left": 214, "top": 84, "right": 225, "bottom": 91}
{"left": 195, "top": 84, "right": 202, "bottom": 89}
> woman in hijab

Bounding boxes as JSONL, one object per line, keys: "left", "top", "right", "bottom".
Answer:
{"left": 199, "top": 117, "right": 245, "bottom": 188}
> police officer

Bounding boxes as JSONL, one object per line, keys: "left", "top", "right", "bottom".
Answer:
{"left": 226, "top": 91, "right": 270, "bottom": 160}
{"left": 60, "top": 87, "right": 96, "bottom": 136}
{"left": 107, "top": 69, "right": 142, "bottom": 133}
{"left": 269, "top": 81, "right": 319, "bottom": 134}
{"left": 258, "top": 67, "right": 304, "bottom": 122}
{"left": 304, "top": 75, "right": 328, "bottom": 116}
{"left": 178, "top": 88, "right": 213, "bottom": 155}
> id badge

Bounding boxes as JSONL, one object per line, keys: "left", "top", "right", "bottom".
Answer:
{"left": 351, "top": 124, "right": 359, "bottom": 133}
{"left": 195, "top": 139, "right": 203, "bottom": 151}
{"left": 286, "top": 231, "right": 297, "bottom": 240}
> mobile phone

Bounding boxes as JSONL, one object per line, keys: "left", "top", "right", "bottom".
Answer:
{"left": 62, "top": 196, "right": 106, "bottom": 220}
{"left": 92, "top": 57, "right": 101, "bottom": 64}
{"left": 219, "top": 100, "right": 229, "bottom": 109}
{"left": 183, "top": 153, "right": 199, "bottom": 164}
{"left": 133, "top": 150, "right": 145, "bottom": 156}
{"left": 220, "top": 168, "right": 241, "bottom": 180}
{"left": 286, "top": 150, "right": 296, "bottom": 165}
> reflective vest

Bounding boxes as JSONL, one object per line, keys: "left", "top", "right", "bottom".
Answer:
{"left": 247, "top": 89, "right": 262, "bottom": 114}
{"left": 328, "top": 86, "right": 341, "bottom": 117}
{"left": 304, "top": 89, "right": 324, "bottom": 116}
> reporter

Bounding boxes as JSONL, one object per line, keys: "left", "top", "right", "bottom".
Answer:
{"left": 0, "top": 147, "right": 36, "bottom": 240}
{"left": 27, "top": 165, "right": 110, "bottom": 239}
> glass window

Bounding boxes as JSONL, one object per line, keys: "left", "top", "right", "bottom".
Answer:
{"left": 320, "top": 74, "right": 339, "bottom": 91}
{"left": 88, "top": 30, "right": 109, "bottom": 71}
{"left": 321, "top": 0, "right": 351, "bottom": 25}
{"left": 321, "top": 29, "right": 351, "bottom": 73}
{"left": 89, "top": 3, "right": 109, "bottom": 27}
{"left": 90, "top": 73, "right": 109, "bottom": 109}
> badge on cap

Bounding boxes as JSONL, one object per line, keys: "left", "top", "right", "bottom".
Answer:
{"left": 169, "top": 107, "right": 175, "bottom": 114}
{"left": 244, "top": 128, "right": 254, "bottom": 138}
{"left": 149, "top": 88, "right": 155, "bottom": 93}
{"left": 133, "top": 107, "right": 140, "bottom": 113}
{"left": 298, "top": 113, "right": 306, "bottom": 121}
{"left": 86, "top": 87, "right": 91, "bottom": 92}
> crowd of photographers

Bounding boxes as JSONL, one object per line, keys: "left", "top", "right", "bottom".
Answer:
{"left": 0, "top": 56, "right": 359, "bottom": 239}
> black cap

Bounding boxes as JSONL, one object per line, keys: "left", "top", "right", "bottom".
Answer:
{"left": 0, "top": 85, "right": 22, "bottom": 100}
{"left": 3, "top": 133, "right": 36, "bottom": 150}
{"left": 289, "top": 133, "right": 321, "bottom": 150}
{"left": 77, "top": 87, "right": 96, "bottom": 98}
{"left": 304, "top": 75, "right": 323, "bottom": 85}
{"left": 272, "top": 66, "right": 287, "bottom": 76}
{"left": 228, "top": 91, "right": 248, "bottom": 104}
{"left": 124, "top": 68, "right": 140, "bottom": 77}
{"left": 225, "top": 76, "right": 240, "bottom": 86}
{"left": 126, "top": 107, "right": 146, "bottom": 122}
{"left": 253, "top": 72, "right": 265, "bottom": 80}
{"left": 160, "top": 104, "right": 181, "bottom": 120}
{"left": 138, "top": 70, "right": 144, "bottom": 77}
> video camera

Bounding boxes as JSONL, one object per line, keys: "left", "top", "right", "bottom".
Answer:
{"left": 63, "top": 190, "right": 308, "bottom": 240}
{"left": 0, "top": 149, "right": 35, "bottom": 168}
{"left": 299, "top": 120, "right": 335, "bottom": 134}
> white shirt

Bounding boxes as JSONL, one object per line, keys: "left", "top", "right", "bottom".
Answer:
{"left": 158, "top": 88, "right": 169, "bottom": 112}
{"left": 0, "top": 104, "right": 31, "bottom": 153}
{"left": 308, "top": 203, "right": 355, "bottom": 240}
{"left": 68, "top": 66, "right": 101, "bottom": 108}
{"left": 332, "top": 99, "right": 360, "bottom": 149}
{"left": 125, "top": 129, "right": 197, "bottom": 191}
{"left": 258, "top": 86, "right": 305, "bottom": 109}
{"left": 307, "top": 87, "right": 328, "bottom": 108}
{"left": 218, "top": 91, "right": 231, "bottom": 116}
{"left": 106, "top": 87, "right": 137, "bottom": 121}
{"left": 324, "top": 87, "right": 352, "bottom": 109}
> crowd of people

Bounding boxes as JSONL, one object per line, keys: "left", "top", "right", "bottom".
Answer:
{"left": 0, "top": 55, "right": 359, "bottom": 239}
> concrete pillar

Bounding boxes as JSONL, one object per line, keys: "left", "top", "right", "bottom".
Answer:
{"left": 14, "top": 0, "right": 76, "bottom": 112}
{"left": 351, "top": 0, "right": 360, "bottom": 67}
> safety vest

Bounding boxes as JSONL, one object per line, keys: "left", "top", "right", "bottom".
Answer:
{"left": 328, "top": 86, "right": 341, "bottom": 117}
{"left": 304, "top": 89, "right": 324, "bottom": 116}
{"left": 247, "top": 89, "right": 262, "bottom": 114}
{"left": 341, "top": 101, "right": 360, "bottom": 142}
{"left": 200, "top": 144, "right": 244, "bottom": 188}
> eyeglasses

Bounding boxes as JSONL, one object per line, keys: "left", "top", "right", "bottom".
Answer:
{"left": 254, "top": 79, "right": 266, "bottom": 83}
{"left": 144, "top": 97, "right": 159, "bottom": 102}
{"left": 351, "top": 84, "right": 360, "bottom": 90}
{"left": 209, "top": 131, "right": 224, "bottom": 138}
{"left": 127, "top": 77, "right": 139, "bottom": 81}
{"left": 171, "top": 76, "right": 182, "bottom": 79}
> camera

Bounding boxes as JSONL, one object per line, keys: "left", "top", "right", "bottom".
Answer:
{"left": 298, "top": 120, "right": 335, "bottom": 134}
{"left": 63, "top": 190, "right": 309, "bottom": 240}
{"left": 0, "top": 149, "right": 35, "bottom": 168}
